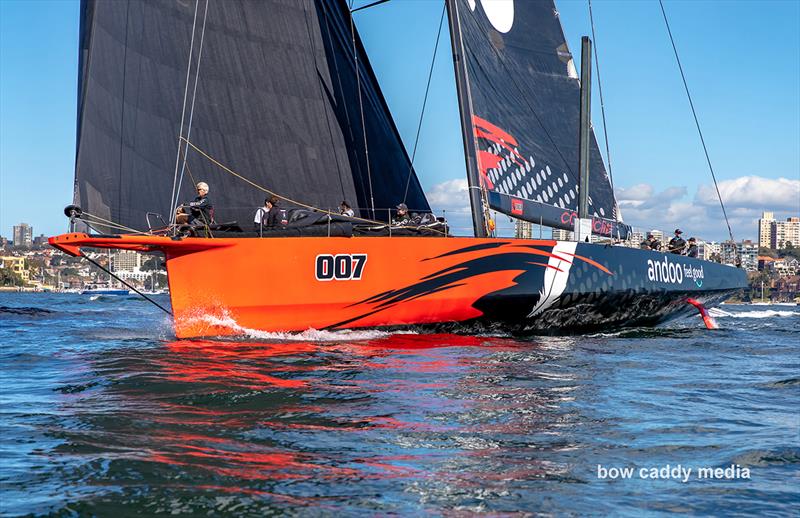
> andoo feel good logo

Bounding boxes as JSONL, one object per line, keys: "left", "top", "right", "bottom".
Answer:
{"left": 647, "top": 256, "right": 705, "bottom": 287}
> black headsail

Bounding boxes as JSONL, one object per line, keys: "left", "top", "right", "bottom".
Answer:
{"left": 75, "top": 0, "right": 429, "bottom": 230}
{"left": 446, "top": 0, "right": 630, "bottom": 239}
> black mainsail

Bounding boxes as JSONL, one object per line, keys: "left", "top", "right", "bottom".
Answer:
{"left": 446, "top": 0, "right": 630, "bottom": 238}
{"left": 75, "top": 0, "right": 429, "bottom": 230}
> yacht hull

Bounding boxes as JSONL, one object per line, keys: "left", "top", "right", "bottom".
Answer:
{"left": 50, "top": 233, "right": 747, "bottom": 339}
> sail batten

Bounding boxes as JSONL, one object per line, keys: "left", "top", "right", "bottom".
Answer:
{"left": 447, "top": 0, "right": 629, "bottom": 238}
{"left": 74, "top": 0, "right": 429, "bottom": 231}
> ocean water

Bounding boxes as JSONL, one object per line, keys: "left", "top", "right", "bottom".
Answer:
{"left": 0, "top": 293, "right": 798, "bottom": 516}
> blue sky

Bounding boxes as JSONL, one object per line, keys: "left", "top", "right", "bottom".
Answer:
{"left": 1, "top": 0, "right": 798, "bottom": 241}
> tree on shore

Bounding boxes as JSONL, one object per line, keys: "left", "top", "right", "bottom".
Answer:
{"left": 0, "top": 269, "right": 24, "bottom": 287}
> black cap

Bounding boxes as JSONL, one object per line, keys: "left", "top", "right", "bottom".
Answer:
{"left": 396, "top": 203, "right": 408, "bottom": 211}
{"left": 688, "top": 237, "right": 696, "bottom": 242}
{"left": 647, "top": 233, "right": 654, "bottom": 238}
{"left": 674, "top": 229, "right": 683, "bottom": 234}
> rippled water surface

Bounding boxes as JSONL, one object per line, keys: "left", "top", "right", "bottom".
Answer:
{"left": 1, "top": 293, "right": 798, "bottom": 516}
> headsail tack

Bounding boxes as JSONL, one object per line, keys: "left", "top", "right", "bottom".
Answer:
{"left": 75, "top": 0, "right": 429, "bottom": 230}
{"left": 446, "top": 0, "right": 630, "bottom": 238}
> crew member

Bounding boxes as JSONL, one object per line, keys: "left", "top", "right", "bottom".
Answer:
{"left": 668, "top": 228, "right": 687, "bottom": 255}
{"left": 686, "top": 237, "right": 699, "bottom": 258}
{"left": 392, "top": 203, "right": 411, "bottom": 226}
{"left": 264, "top": 196, "right": 281, "bottom": 227}
{"left": 339, "top": 200, "right": 355, "bottom": 217}
{"left": 253, "top": 198, "right": 270, "bottom": 230}
{"left": 645, "top": 234, "right": 661, "bottom": 251}
{"left": 176, "top": 182, "right": 213, "bottom": 226}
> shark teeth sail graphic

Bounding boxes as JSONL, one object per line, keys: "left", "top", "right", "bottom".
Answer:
{"left": 527, "top": 241, "right": 578, "bottom": 318}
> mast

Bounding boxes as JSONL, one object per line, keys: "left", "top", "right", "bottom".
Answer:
{"left": 445, "top": 0, "right": 488, "bottom": 238}
{"left": 577, "top": 36, "right": 592, "bottom": 221}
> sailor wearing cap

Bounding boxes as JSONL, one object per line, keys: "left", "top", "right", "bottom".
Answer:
{"left": 668, "top": 228, "right": 687, "bottom": 255}
{"left": 392, "top": 203, "right": 411, "bottom": 226}
{"left": 686, "top": 237, "right": 699, "bottom": 258}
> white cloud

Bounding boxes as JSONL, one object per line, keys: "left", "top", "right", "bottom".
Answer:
{"left": 616, "top": 183, "right": 654, "bottom": 203}
{"left": 615, "top": 175, "right": 799, "bottom": 241}
{"left": 427, "top": 178, "right": 470, "bottom": 213}
{"left": 695, "top": 176, "right": 800, "bottom": 211}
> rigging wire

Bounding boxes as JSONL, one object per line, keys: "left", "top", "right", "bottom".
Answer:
{"left": 350, "top": 0, "right": 390, "bottom": 13}
{"left": 170, "top": 0, "right": 210, "bottom": 222}
{"left": 658, "top": 0, "right": 737, "bottom": 255}
{"left": 82, "top": 255, "right": 173, "bottom": 316}
{"left": 168, "top": 0, "right": 201, "bottom": 224}
{"left": 348, "top": 5, "right": 376, "bottom": 219}
{"left": 587, "top": 0, "right": 614, "bottom": 191}
{"left": 403, "top": 2, "right": 446, "bottom": 204}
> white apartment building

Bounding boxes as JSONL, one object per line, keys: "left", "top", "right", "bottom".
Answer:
{"left": 758, "top": 211, "right": 775, "bottom": 248}
{"left": 771, "top": 217, "right": 800, "bottom": 249}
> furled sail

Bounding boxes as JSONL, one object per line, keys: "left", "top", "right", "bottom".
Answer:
{"left": 75, "top": 0, "right": 429, "bottom": 231}
{"left": 447, "top": 0, "right": 630, "bottom": 238}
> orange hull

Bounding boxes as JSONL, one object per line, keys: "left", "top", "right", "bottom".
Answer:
{"left": 50, "top": 233, "right": 556, "bottom": 338}
{"left": 49, "top": 233, "right": 746, "bottom": 339}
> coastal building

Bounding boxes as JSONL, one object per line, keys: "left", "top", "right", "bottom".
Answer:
{"left": 515, "top": 220, "right": 532, "bottom": 239}
{"left": 1, "top": 256, "right": 29, "bottom": 283}
{"left": 12, "top": 223, "right": 32, "bottom": 248}
{"left": 721, "top": 240, "right": 758, "bottom": 271}
{"left": 739, "top": 240, "right": 759, "bottom": 272}
{"left": 629, "top": 230, "right": 645, "bottom": 247}
{"left": 771, "top": 217, "right": 800, "bottom": 249}
{"left": 773, "top": 275, "right": 800, "bottom": 302}
{"left": 758, "top": 211, "right": 775, "bottom": 248}
{"left": 32, "top": 234, "right": 48, "bottom": 247}
{"left": 768, "top": 257, "right": 800, "bottom": 277}
{"left": 112, "top": 250, "right": 150, "bottom": 283}
{"left": 552, "top": 228, "right": 573, "bottom": 241}
{"left": 698, "top": 240, "right": 720, "bottom": 261}
{"left": 113, "top": 250, "right": 142, "bottom": 272}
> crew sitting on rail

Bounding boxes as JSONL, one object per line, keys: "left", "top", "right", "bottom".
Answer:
{"left": 667, "top": 228, "right": 687, "bottom": 255}
{"left": 686, "top": 237, "right": 699, "bottom": 258}
{"left": 339, "top": 200, "right": 355, "bottom": 217}
{"left": 392, "top": 203, "right": 412, "bottom": 226}
{"left": 176, "top": 181, "right": 213, "bottom": 226}
{"left": 253, "top": 198, "right": 270, "bottom": 230}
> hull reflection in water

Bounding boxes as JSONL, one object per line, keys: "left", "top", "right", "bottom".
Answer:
{"left": 50, "top": 334, "right": 581, "bottom": 511}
